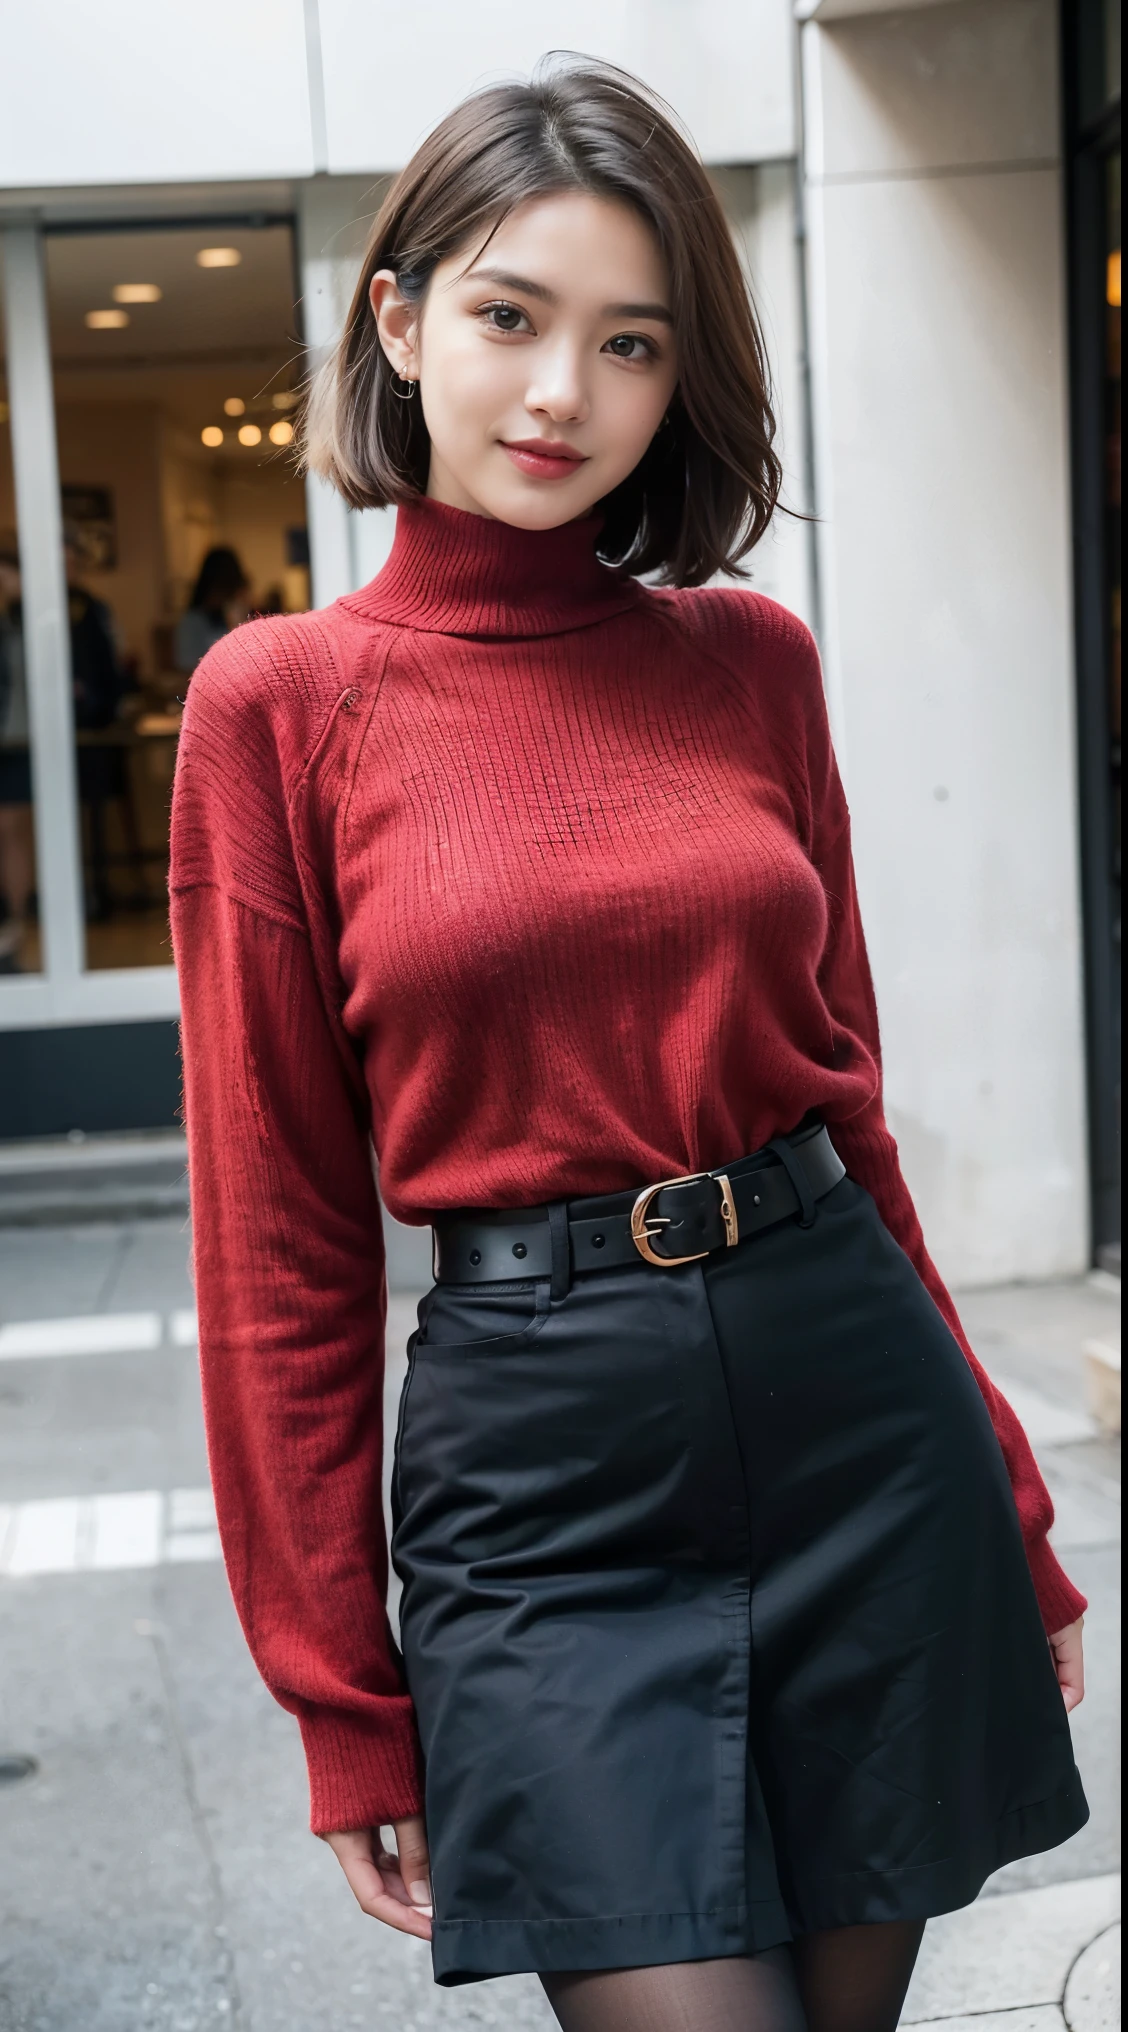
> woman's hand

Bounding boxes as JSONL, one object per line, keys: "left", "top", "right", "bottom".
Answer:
{"left": 323, "top": 1813, "right": 433, "bottom": 1940}
{"left": 1049, "top": 1618, "right": 1085, "bottom": 1713}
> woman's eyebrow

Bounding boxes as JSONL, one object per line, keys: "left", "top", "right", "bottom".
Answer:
{"left": 463, "top": 264, "right": 674, "bottom": 324}
{"left": 463, "top": 265, "right": 557, "bottom": 303}
{"left": 608, "top": 299, "right": 674, "bottom": 326}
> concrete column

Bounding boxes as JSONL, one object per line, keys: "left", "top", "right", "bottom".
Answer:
{"left": 297, "top": 174, "right": 397, "bottom": 607}
{"left": 712, "top": 163, "right": 816, "bottom": 624}
{"left": 799, "top": 0, "right": 1089, "bottom": 1283}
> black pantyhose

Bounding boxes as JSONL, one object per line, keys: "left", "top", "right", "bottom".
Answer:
{"left": 539, "top": 1919, "right": 926, "bottom": 2032}
{"left": 792, "top": 1919, "right": 927, "bottom": 2032}
{"left": 540, "top": 1949, "right": 806, "bottom": 2032}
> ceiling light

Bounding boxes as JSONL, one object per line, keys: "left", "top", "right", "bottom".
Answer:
{"left": 196, "top": 247, "right": 241, "bottom": 269}
{"left": 201, "top": 426, "right": 225, "bottom": 448}
{"left": 223, "top": 397, "right": 245, "bottom": 417}
{"left": 237, "top": 423, "right": 262, "bottom": 447}
{"left": 85, "top": 308, "right": 130, "bottom": 329}
{"left": 272, "top": 391, "right": 296, "bottom": 411}
{"left": 268, "top": 420, "right": 294, "bottom": 446}
{"left": 113, "top": 283, "right": 162, "bottom": 304}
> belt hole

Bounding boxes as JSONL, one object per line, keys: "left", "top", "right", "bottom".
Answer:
{"left": 469, "top": 1248, "right": 482, "bottom": 1265}
{"left": 512, "top": 1242, "right": 527, "bottom": 1259}
{"left": 592, "top": 1233, "right": 605, "bottom": 1249}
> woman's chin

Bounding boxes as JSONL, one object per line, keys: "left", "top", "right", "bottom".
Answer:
{"left": 427, "top": 453, "right": 611, "bottom": 530}
{"left": 482, "top": 477, "right": 607, "bottom": 530}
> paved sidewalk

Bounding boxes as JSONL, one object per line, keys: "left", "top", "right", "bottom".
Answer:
{"left": 0, "top": 1219, "right": 1119, "bottom": 2029}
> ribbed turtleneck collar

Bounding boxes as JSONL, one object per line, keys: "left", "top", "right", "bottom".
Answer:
{"left": 345, "top": 495, "right": 642, "bottom": 639}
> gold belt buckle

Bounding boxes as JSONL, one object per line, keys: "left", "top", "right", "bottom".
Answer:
{"left": 630, "top": 1170, "right": 739, "bottom": 1267}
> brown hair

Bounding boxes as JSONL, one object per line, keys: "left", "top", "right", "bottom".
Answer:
{"left": 304, "top": 53, "right": 782, "bottom": 588}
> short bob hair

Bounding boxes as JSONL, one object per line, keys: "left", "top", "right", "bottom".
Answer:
{"left": 304, "top": 54, "right": 783, "bottom": 588}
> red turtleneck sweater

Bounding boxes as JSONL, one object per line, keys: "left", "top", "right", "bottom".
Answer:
{"left": 170, "top": 497, "right": 1085, "bottom": 1836}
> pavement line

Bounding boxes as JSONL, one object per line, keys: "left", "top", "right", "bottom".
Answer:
{"left": 0, "top": 1309, "right": 202, "bottom": 1360}
{"left": 0, "top": 1311, "right": 163, "bottom": 1359}
{"left": 0, "top": 1487, "right": 219, "bottom": 1577}
{"left": 902, "top": 1872, "right": 1121, "bottom": 2024}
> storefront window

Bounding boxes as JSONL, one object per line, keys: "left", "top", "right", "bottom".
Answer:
{"left": 0, "top": 267, "right": 42, "bottom": 975}
{"left": 44, "top": 222, "right": 308, "bottom": 970}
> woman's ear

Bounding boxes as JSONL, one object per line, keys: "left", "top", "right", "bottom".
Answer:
{"left": 369, "top": 270, "right": 418, "bottom": 380}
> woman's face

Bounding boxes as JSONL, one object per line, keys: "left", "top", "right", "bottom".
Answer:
{"left": 370, "top": 192, "right": 680, "bottom": 526}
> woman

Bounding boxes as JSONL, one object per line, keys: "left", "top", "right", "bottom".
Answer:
{"left": 174, "top": 545, "right": 250, "bottom": 676}
{"left": 170, "top": 58, "right": 1088, "bottom": 2032}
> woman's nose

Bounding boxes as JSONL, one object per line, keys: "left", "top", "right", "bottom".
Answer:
{"left": 525, "top": 348, "right": 590, "bottom": 424}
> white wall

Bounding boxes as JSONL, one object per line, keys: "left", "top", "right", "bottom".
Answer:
{"left": 0, "top": 1, "right": 796, "bottom": 192}
{"left": 801, "top": 0, "right": 1089, "bottom": 1284}
{"left": 0, "top": 0, "right": 317, "bottom": 188}
{"left": 316, "top": 0, "right": 796, "bottom": 171}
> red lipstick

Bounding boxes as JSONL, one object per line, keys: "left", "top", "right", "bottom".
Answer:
{"left": 502, "top": 438, "right": 588, "bottom": 481}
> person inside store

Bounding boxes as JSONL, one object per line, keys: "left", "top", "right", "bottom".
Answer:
{"left": 170, "top": 57, "right": 1089, "bottom": 2032}
{"left": 175, "top": 546, "right": 251, "bottom": 676}
{"left": 65, "top": 531, "right": 139, "bottom": 919}
{"left": 65, "top": 532, "right": 128, "bottom": 732}
{"left": 0, "top": 547, "right": 33, "bottom": 972}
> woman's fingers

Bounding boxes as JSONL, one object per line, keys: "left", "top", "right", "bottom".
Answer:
{"left": 393, "top": 1812, "right": 434, "bottom": 1915}
{"left": 1048, "top": 1618, "right": 1085, "bottom": 1713}
{"left": 322, "top": 1824, "right": 432, "bottom": 1940}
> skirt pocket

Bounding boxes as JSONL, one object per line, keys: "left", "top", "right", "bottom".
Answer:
{"left": 416, "top": 1277, "right": 550, "bottom": 1353}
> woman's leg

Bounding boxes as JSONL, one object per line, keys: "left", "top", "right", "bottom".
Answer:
{"left": 539, "top": 1919, "right": 925, "bottom": 2032}
{"left": 791, "top": 1919, "right": 926, "bottom": 2032}
{"left": 540, "top": 1949, "right": 807, "bottom": 2032}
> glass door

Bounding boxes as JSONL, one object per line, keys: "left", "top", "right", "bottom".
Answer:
{"left": 43, "top": 219, "right": 307, "bottom": 972}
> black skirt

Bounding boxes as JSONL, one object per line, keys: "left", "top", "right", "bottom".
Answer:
{"left": 391, "top": 1160, "right": 1088, "bottom": 1987}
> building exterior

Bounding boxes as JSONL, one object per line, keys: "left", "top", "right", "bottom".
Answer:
{"left": 0, "top": 0, "right": 1119, "bottom": 1285}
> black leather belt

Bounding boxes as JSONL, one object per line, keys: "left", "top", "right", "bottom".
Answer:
{"left": 431, "top": 1122, "right": 846, "bottom": 1283}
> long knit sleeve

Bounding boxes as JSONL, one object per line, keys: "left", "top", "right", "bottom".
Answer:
{"left": 792, "top": 638, "right": 1087, "bottom": 1638}
{"left": 170, "top": 628, "right": 423, "bottom": 1834}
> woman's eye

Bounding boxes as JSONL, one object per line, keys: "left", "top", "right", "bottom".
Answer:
{"left": 477, "top": 302, "right": 531, "bottom": 334}
{"left": 604, "top": 333, "right": 656, "bottom": 362}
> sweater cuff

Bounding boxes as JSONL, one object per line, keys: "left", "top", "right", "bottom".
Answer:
{"left": 299, "top": 1697, "right": 425, "bottom": 1835}
{"left": 1025, "top": 1532, "right": 1088, "bottom": 1638}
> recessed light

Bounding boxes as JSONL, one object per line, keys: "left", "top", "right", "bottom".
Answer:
{"left": 201, "top": 426, "right": 224, "bottom": 448}
{"left": 272, "top": 391, "right": 296, "bottom": 411}
{"left": 197, "top": 247, "right": 241, "bottom": 269}
{"left": 85, "top": 308, "right": 130, "bottom": 329}
{"left": 113, "top": 283, "right": 162, "bottom": 304}
{"left": 268, "top": 420, "right": 294, "bottom": 446}
{"left": 237, "top": 423, "right": 262, "bottom": 447}
{"left": 223, "top": 397, "right": 245, "bottom": 417}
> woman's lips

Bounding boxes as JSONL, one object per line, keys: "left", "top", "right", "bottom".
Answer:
{"left": 502, "top": 442, "right": 588, "bottom": 481}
